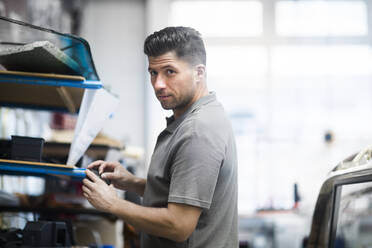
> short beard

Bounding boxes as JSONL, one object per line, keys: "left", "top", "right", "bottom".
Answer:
{"left": 166, "top": 95, "right": 193, "bottom": 112}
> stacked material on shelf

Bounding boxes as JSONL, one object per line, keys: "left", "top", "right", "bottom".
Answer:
{"left": 0, "top": 41, "right": 82, "bottom": 76}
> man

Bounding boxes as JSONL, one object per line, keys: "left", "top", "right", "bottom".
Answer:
{"left": 82, "top": 26, "right": 238, "bottom": 248}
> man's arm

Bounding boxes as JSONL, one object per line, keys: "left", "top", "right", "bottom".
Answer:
{"left": 127, "top": 176, "right": 146, "bottom": 196}
{"left": 83, "top": 169, "right": 202, "bottom": 242}
{"left": 112, "top": 200, "right": 201, "bottom": 242}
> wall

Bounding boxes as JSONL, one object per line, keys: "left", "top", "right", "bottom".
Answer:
{"left": 80, "top": 0, "right": 146, "bottom": 150}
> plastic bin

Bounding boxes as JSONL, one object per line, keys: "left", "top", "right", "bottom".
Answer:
{"left": 11, "top": 135, "right": 44, "bottom": 162}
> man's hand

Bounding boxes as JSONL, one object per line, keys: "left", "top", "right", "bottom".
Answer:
{"left": 82, "top": 169, "right": 119, "bottom": 212}
{"left": 87, "top": 160, "right": 146, "bottom": 196}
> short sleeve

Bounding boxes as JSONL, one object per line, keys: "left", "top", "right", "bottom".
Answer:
{"left": 168, "top": 123, "right": 225, "bottom": 209}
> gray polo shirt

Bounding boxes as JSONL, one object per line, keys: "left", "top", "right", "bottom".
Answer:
{"left": 141, "top": 92, "right": 238, "bottom": 248}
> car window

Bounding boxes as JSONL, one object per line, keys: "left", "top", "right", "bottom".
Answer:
{"left": 333, "top": 181, "right": 372, "bottom": 247}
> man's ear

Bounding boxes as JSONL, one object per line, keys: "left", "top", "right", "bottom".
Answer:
{"left": 195, "top": 64, "right": 206, "bottom": 81}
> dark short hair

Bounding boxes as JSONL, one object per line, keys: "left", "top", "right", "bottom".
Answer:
{"left": 144, "top": 26, "right": 206, "bottom": 66}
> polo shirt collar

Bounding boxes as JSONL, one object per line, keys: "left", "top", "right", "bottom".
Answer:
{"left": 164, "top": 92, "right": 216, "bottom": 134}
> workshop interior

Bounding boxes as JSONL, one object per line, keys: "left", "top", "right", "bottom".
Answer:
{"left": 1, "top": 0, "right": 372, "bottom": 247}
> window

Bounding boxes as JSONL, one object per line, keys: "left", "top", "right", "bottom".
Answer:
{"left": 168, "top": 0, "right": 372, "bottom": 213}
{"left": 276, "top": 1, "right": 368, "bottom": 36}
{"left": 207, "top": 45, "right": 267, "bottom": 88}
{"left": 272, "top": 45, "right": 372, "bottom": 77}
{"left": 170, "top": 1, "right": 263, "bottom": 37}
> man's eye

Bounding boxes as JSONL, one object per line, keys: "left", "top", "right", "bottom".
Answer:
{"left": 166, "top": 69, "right": 175, "bottom": 75}
{"left": 149, "top": 71, "right": 157, "bottom": 76}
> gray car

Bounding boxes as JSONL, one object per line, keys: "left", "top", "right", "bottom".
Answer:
{"left": 308, "top": 146, "right": 372, "bottom": 248}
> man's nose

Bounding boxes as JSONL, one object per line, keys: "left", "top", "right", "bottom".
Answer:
{"left": 153, "top": 75, "right": 166, "bottom": 90}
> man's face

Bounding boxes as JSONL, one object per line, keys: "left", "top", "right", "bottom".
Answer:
{"left": 148, "top": 51, "right": 201, "bottom": 118}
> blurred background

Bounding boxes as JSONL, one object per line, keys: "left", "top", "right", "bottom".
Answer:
{"left": 1, "top": 0, "right": 372, "bottom": 247}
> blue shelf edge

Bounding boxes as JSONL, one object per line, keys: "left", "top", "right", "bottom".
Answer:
{"left": 0, "top": 163, "right": 86, "bottom": 180}
{"left": 0, "top": 77, "right": 102, "bottom": 89}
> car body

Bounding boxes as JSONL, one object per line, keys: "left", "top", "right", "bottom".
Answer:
{"left": 308, "top": 146, "right": 372, "bottom": 248}
{"left": 239, "top": 146, "right": 372, "bottom": 248}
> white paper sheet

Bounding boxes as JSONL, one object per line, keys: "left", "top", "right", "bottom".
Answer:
{"left": 67, "top": 88, "right": 119, "bottom": 166}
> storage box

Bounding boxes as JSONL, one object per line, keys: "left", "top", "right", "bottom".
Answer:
{"left": 11, "top": 135, "right": 44, "bottom": 162}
